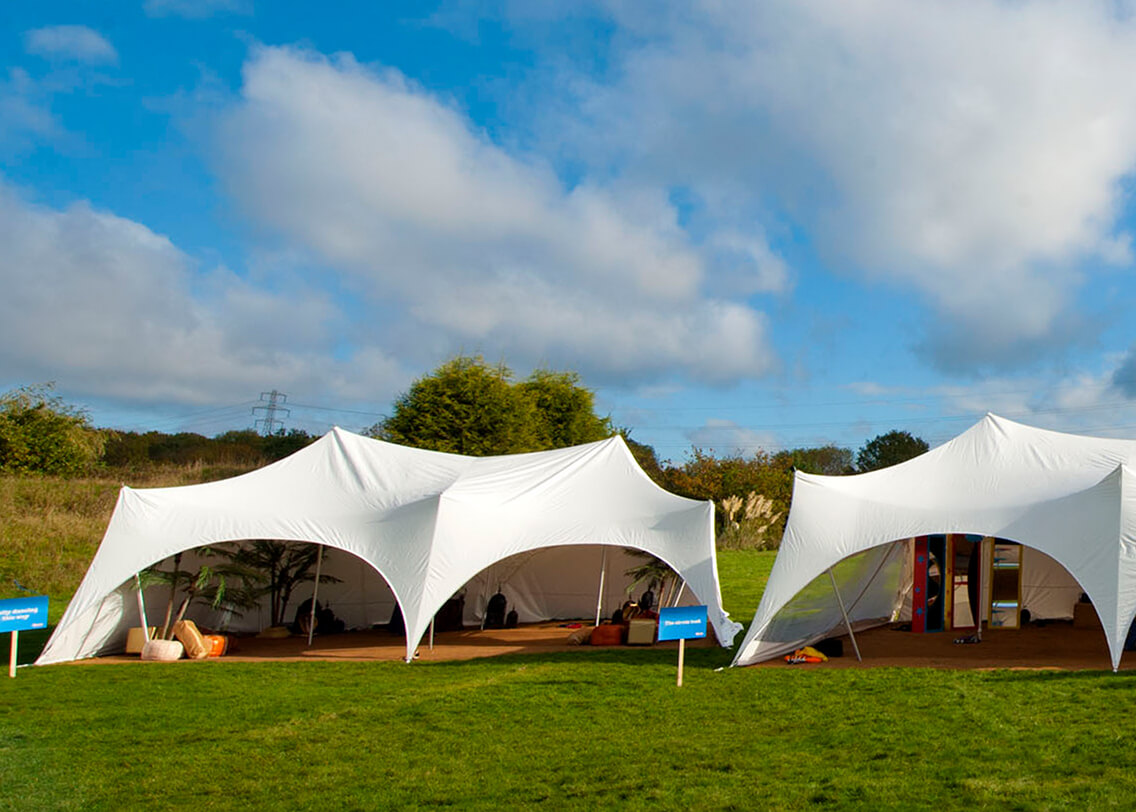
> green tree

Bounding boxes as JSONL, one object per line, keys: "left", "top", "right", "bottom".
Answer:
{"left": 0, "top": 383, "right": 104, "bottom": 475}
{"left": 856, "top": 430, "right": 929, "bottom": 472}
{"left": 774, "top": 445, "right": 854, "bottom": 475}
{"left": 371, "top": 355, "right": 614, "bottom": 455}
{"left": 517, "top": 369, "right": 612, "bottom": 448}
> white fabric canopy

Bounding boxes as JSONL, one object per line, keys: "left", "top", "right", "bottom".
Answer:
{"left": 733, "top": 414, "right": 1136, "bottom": 669}
{"left": 39, "top": 429, "right": 741, "bottom": 665}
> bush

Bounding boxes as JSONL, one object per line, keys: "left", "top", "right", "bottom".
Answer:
{"left": 0, "top": 384, "right": 104, "bottom": 476}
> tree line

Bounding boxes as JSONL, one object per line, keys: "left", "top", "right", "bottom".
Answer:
{"left": 0, "top": 361, "right": 928, "bottom": 549}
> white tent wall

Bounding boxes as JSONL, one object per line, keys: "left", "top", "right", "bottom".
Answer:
{"left": 733, "top": 415, "right": 1136, "bottom": 670}
{"left": 38, "top": 429, "right": 741, "bottom": 665}
{"left": 463, "top": 544, "right": 698, "bottom": 627}
{"left": 732, "top": 542, "right": 910, "bottom": 664}
{"left": 159, "top": 546, "right": 401, "bottom": 634}
{"left": 1022, "top": 549, "right": 1083, "bottom": 620}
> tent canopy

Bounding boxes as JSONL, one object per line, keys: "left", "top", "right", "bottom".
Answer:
{"left": 732, "top": 414, "right": 1136, "bottom": 669}
{"left": 39, "top": 429, "right": 741, "bottom": 665}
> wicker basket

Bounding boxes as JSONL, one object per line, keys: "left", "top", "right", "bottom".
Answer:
{"left": 140, "top": 639, "right": 184, "bottom": 662}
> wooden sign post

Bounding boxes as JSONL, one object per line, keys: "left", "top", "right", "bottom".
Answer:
{"left": 1, "top": 595, "right": 48, "bottom": 678}
{"left": 657, "top": 605, "right": 708, "bottom": 687}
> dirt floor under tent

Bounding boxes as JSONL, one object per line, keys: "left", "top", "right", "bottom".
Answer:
{"left": 75, "top": 617, "right": 1136, "bottom": 671}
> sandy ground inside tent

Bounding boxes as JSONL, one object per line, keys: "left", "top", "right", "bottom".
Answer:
{"left": 83, "top": 622, "right": 718, "bottom": 665}
{"left": 749, "top": 620, "right": 1135, "bottom": 671}
{"left": 77, "top": 617, "right": 1136, "bottom": 670}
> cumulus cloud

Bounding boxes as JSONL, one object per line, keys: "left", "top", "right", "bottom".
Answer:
{"left": 0, "top": 181, "right": 406, "bottom": 407}
{"left": 557, "top": 0, "right": 1136, "bottom": 370}
{"left": 215, "top": 45, "right": 779, "bottom": 385}
{"left": 24, "top": 25, "right": 117, "bottom": 64}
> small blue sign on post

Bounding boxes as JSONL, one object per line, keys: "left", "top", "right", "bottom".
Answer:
{"left": 0, "top": 595, "right": 49, "bottom": 633}
{"left": 657, "top": 605, "right": 707, "bottom": 641}
{"left": 657, "top": 605, "right": 707, "bottom": 687}
{"left": 1, "top": 595, "right": 48, "bottom": 678}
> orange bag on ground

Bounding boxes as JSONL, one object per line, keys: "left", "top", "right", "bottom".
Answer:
{"left": 203, "top": 634, "right": 229, "bottom": 657}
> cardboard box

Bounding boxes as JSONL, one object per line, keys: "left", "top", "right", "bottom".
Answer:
{"left": 626, "top": 618, "right": 656, "bottom": 645}
{"left": 126, "top": 627, "right": 159, "bottom": 654}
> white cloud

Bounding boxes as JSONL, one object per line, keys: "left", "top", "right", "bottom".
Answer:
{"left": 559, "top": 0, "right": 1136, "bottom": 369}
{"left": 215, "top": 45, "right": 778, "bottom": 385}
{"left": 0, "top": 181, "right": 407, "bottom": 408}
{"left": 24, "top": 25, "right": 117, "bottom": 64}
{"left": 143, "top": 0, "right": 251, "bottom": 19}
{"left": 0, "top": 68, "right": 63, "bottom": 153}
{"left": 686, "top": 419, "right": 777, "bottom": 455}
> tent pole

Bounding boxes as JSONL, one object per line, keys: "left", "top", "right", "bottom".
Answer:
{"left": 480, "top": 567, "right": 492, "bottom": 630}
{"left": 429, "top": 618, "right": 435, "bottom": 650}
{"left": 134, "top": 574, "right": 150, "bottom": 643}
{"left": 828, "top": 567, "right": 862, "bottom": 662}
{"left": 307, "top": 544, "right": 324, "bottom": 648}
{"left": 594, "top": 547, "right": 608, "bottom": 627}
{"left": 672, "top": 580, "right": 687, "bottom": 607}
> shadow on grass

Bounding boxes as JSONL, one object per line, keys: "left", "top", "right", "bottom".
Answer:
{"left": 414, "top": 643, "right": 737, "bottom": 671}
{"left": 3, "top": 625, "right": 52, "bottom": 667}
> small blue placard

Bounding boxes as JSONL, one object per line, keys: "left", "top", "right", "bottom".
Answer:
{"left": 657, "top": 605, "right": 707, "bottom": 642}
{"left": 0, "top": 595, "right": 48, "bottom": 632}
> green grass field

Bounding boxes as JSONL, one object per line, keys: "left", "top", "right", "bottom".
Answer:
{"left": 4, "top": 548, "right": 1136, "bottom": 810}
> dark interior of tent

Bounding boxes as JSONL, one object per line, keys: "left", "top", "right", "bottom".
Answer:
{"left": 114, "top": 539, "right": 702, "bottom": 662}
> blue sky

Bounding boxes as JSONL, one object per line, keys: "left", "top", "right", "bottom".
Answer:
{"left": 6, "top": 1, "right": 1136, "bottom": 462}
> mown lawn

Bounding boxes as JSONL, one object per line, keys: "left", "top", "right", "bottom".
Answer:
{"left": 4, "top": 653, "right": 1136, "bottom": 810}
{"left": 4, "top": 549, "right": 1135, "bottom": 810}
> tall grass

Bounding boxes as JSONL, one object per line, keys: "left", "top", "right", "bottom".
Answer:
{"left": 0, "top": 463, "right": 256, "bottom": 613}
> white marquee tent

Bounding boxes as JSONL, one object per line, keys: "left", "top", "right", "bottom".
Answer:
{"left": 733, "top": 414, "right": 1136, "bottom": 670}
{"left": 38, "top": 429, "right": 741, "bottom": 665}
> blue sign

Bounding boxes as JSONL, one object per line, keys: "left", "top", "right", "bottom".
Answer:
{"left": 657, "top": 605, "right": 707, "bottom": 642}
{"left": 0, "top": 595, "right": 48, "bottom": 632}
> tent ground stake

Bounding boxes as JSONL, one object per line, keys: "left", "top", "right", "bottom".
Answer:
{"left": 677, "top": 638, "right": 685, "bottom": 687}
{"left": 828, "top": 567, "right": 862, "bottom": 662}
{"left": 8, "top": 630, "right": 17, "bottom": 678}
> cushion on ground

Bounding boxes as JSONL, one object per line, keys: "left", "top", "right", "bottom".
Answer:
{"left": 590, "top": 623, "right": 625, "bottom": 646}
{"left": 173, "top": 620, "right": 210, "bottom": 659}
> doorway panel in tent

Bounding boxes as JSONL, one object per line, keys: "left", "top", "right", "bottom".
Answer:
{"left": 947, "top": 534, "right": 982, "bottom": 631}
{"left": 989, "top": 541, "right": 1023, "bottom": 629}
{"left": 911, "top": 536, "right": 945, "bottom": 633}
{"left": 911, "top": 534, "right": 984, "bottom": 633}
